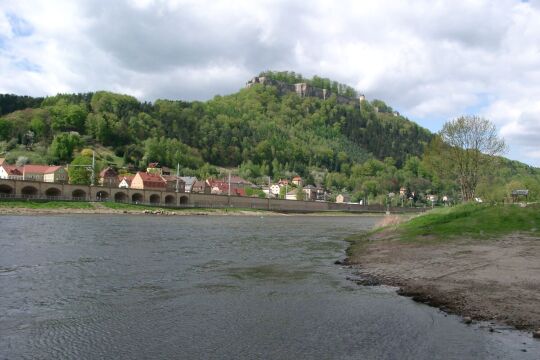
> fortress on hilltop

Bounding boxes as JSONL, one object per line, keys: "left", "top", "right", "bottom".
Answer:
{"left": 245, "top": 76, "right": 365, "bottom": 105}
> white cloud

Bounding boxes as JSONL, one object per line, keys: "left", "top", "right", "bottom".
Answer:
{"left": 1, "top": 0, "right": 540, "bottom": 166}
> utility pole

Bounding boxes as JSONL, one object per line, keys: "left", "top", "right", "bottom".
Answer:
{"left": 90, "top": 151, "right": 95, "bottom": 186}
{"left": 176, "top": 163, "right": 180, "bottom": 192}
{"left": 228, "top": 171, "right": 231, "bottom": 197}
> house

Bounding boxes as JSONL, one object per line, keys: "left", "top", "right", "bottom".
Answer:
{"left": 316, "top": 187, "right": 326, "bottom": 201}
{"left": 180, "top": 176, "right": 197, "bottom": 192}
{"left": 222, "top": 175, "right": 255, "bottom": 190}
{"left": 191, "top": 180, "right": 210, "bottom": 194}
{"left": 130, "top": 172, "right": 167, "bottom": 190}
{"left": 292, "top": 176, "right": 303, "bottom": 186}
{"left": 161, "top": 166, "right": 172, "bottom": 176}
{"left": 270, "top": 184, "right": 280, "bottom": 197}
{"left": 303, "top": 185, "right": 317, "bottom": 201}
{"left": 278, "top": 179, "right": 289, "bottom": 186}
{"left": 208, "top": 179, "right": 229, "bottom": 195}
{"left": 22, "top": 165, "right": 68, "bottom": 183}
{"left": 335, "top": 194, "right": 351, "bottom": 203}
{"left": 285, "top": 190, "right": 299, "bottom": 200}
{"left": 208, "top": 179, "right": 247, "bottom": 196}
{"left": 146, "top": 162, "right": 163, "bottom": 175}
{"left": 0, "top": 164, "right": 23, "bottom": 180}
{"left": 99, "top": 167, "right": 119, "bottom": 187}
{"left": 118, "top": 175, "right": 134, "bottom": 189}
{"left": 161, "top": 175, "right": 186, "bottom": 192}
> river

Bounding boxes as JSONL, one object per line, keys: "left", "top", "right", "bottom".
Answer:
{"left": 1, "top": 215, "right": 538, "bottom": 359}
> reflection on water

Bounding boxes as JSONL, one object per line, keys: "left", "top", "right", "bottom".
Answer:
{"left": 0, "top": 215, "right": 538, "bottom": 359}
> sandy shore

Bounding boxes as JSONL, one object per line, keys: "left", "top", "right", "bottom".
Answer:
{"left": 348, "top": 232, "right": 540, "bottom": 332}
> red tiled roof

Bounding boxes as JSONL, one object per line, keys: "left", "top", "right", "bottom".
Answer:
{"left": 22, "top": 165, "right": 64, "bottom": 174}
{"left": 292, "top": 176, "right": 302, "bottom": 181}
{"left": 148, "top": 162, "right": 160, "bottom": 168}
{"left": 137, "top": 172, "right": 166, "bottom": 188}
{"left": 1, "top": 164, "right": 23, "bottom": 175}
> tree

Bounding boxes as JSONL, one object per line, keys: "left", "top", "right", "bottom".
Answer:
{"left": 48, "top": 132, "right": 82, "bottom": 163}
{"left": 439, "top": 116, "right": 506, "bottom": 201}
{"left": 68, "top": 154, "right": 97, "bottom": 185}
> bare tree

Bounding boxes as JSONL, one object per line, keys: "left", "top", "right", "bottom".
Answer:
{"left": 440, "top": 116, "right": 506, "bottom": 202}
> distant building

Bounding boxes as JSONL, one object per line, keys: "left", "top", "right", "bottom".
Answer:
{"left": 292, "top": 176, "right": 303, "bottom": 186}
{"left": 23, "top": 165, "right": 68, "bottom": 183}
{"left": 146, "top": 162, "right": 163, "bottom": 175}
{"left": 131, "top": 172, "right": 167, "bottom": 190}
{"left": 303, "top": 185, "right": 317, "bottom": 201}
{"left": 161, "top": 175, "right": 186, "bottom": 192}
{"left": 191, "top": 180, "right": 210, "bottom": 194}
{"left": 285, "top": 190, "right": 299, "bottom": 200}
{"left": 335, "top": 194, "right": 351, "bottom": 203}
{"left": 180, "top": 177, "right": 198, "bottom": 192}
{"left": 118, "top": 175, "right": 134, "bottom": 189}
{"left": 0, "top": 164, "right": 23, "bottom": 180}
{"left": 99, "top": 167, "right": 119, "bottom": 187}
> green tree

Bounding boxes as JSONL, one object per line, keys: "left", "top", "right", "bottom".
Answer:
{"left": 439, "top": 116, "right": 506, "bottom": 201}
{"left": 48, "top": 132, "right": 82, "bottom": 163}
{"left": 68, "top": 154, "right": 96, "bottom": 185}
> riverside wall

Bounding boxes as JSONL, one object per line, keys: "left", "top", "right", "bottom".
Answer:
{"left": 0, "top": 178, "right": 425, "bottom": 214}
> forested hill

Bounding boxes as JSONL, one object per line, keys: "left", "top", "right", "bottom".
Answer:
{"left": 0, "top": 76, "right": 431, "bottom": 178}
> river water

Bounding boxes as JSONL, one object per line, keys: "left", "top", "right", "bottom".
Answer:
{"left": 0, "top": 215, "right": 538, "bottom": 359}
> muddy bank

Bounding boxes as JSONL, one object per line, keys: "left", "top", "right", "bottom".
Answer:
{"left": 347, "top": 233, "right": 540, "bottom": 332}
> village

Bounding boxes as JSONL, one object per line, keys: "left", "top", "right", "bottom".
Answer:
{"left": 0, "top": 157, "right": 358, "bottom": 203}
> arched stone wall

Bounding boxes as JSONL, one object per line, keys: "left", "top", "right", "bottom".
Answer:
{"left": 0, "top": 184, "right": 13, "bottom": 194}
{"left": 164, "top": 195, "right": 175, "bottom": 204}
{"left": 45, "top": 187, "right": 62, "bottom": 197}
{"left": 132, "top": 193, "right": 143, "bottom": 203}
{"left": 21, "top": 186, "right": 38, "bottom": 197}
{"left": 149, "top": 194, "right": 160, "bottom": 204}
{"left": 180, "top": 195, "right": 189, "bottom": 205}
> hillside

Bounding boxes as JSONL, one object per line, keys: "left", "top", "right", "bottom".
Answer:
{"left": 0, "top": 72, "right": 539, "bottom": 203}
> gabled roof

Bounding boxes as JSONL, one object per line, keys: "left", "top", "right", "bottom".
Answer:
{"left": 161, "top": 175, "right": 185, "bottom": 184}
{"left": 292, "top": 176, "right": 302, "bottom": 180}
{"left": 99, "top": 166, "right": 118, "bottom": 178}
{"left": 118, "top": 175, "right": 134, "bottom": 185}
{"left": 180, "top": 176, "right": 197, "bottom": 187}
{"left": 23, "top": 165, "right": 64, "bottom": 174}
{"left": 148, "top": 162, "right": 160, "bottom": 168}
{"left": 0, "top": 158, "right": 5, "bottom": 165}
{"left": 223, "top": 175, "right": 253, "bottom": 185}
{"left": 136, "top": 171, "right": 166, "bottom": 188}
{"left": 1, "top": 164, "right": 22, "bottom": 175}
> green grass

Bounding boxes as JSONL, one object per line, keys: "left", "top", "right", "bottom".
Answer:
{"left": 0, "top": 199, "right": 94, "bottom": 209}
{"left": 399, "top": 203, "right": 540, "bottom": 242}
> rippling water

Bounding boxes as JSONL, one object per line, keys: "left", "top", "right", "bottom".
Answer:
{"left": 1, "top": 215, "right": 538, "bottom": 359}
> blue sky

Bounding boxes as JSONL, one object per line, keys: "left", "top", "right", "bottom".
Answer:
{"left": 1, "top": 0, "right": 540, "bottom": 167}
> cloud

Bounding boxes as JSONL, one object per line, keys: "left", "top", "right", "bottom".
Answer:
{"left": 1, "top": 0, "right": 540, "bottom": 165}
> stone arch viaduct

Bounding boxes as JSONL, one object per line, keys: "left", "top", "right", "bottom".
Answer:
{"left": 0, "top": 178, "right": 426, "bottom": 213}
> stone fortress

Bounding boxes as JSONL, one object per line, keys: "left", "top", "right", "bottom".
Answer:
{"left": 245, "top": 76, "right": 366, "bottom": 105}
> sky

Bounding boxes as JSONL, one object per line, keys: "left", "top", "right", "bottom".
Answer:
{"left": 1, "top": 0, "right": 540, "bottom": 166}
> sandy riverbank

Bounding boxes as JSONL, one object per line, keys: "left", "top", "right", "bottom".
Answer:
{"left": 347, "top": 230, "right": 540, "bottom": 332}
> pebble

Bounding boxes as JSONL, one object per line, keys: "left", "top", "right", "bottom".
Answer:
{"left": 463, "top": 316, "right": 472, "bottom": 324}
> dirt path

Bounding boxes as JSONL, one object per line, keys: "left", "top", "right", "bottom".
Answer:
{"left": 349, "top": 233, "right": 540, "bottom": 331}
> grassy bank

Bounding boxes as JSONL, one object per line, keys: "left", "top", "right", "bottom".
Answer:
{"left": 0, "top": 199, "right": 94, "bottom": 209}
{"left": 399, "top": 203, "right": 539, "bottom": 241}
{"left": 347, "top": 203, "right": 540, "bottom": 255}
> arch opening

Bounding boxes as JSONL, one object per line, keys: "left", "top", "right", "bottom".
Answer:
{"left": 149, "top": 194, "right": 160, "bottom": 204}
{"left": 114, "top": 192, "right": 128, "bottom": 202}
{"left": 180, "top": 195, "right": 189, "bottom": 205}
{"left": 72, "top": 189, "right": 86, "bottom": 200}
{"left": 21, "top": 186, "right": 38, "bottom": 197}
{"left": 165, "top": 195, "right": 176, "bottom": 205}
{"left": 45, "top": 188, "right": 62, "bottom": 197}
{"left": 96, "top": 191, "right": 109, "bottom": 201}
{"left": 0, "top": 184, "right": 13, "bottom": 195}
{"left": 132, "top": 193, "right": 143, "bottom": 203}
